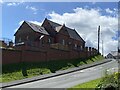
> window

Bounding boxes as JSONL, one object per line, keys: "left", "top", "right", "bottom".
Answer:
{"left": 38, "top": 27, "right": 44, "bottom": 32}
{"left": 48, "top": 38, "right": 51, "bottom": 43}
{"left": 26, "top": 36, "right": 29, "bottom": 40}
{"left": 69, "top": 42, "right": 71, "bottom": 44}
{"left": 41, "top": 39, "right": 44, "bottom": 44}
{"left": 75, "top": 44, "right": 77, "bottom": 48}
{"left": 81, "top": 46, "right": 83, "bottom": 50}
{"left": 19, "top": 37, "right": 21, "bottom": 42}
{"left": 62, "top": 39, "right": 65, "bottom": 45}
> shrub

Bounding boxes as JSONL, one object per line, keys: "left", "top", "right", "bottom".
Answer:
{"left": 96, "top": 71, "right": 119, "bottom": 90}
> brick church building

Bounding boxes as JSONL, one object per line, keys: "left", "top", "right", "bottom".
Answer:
{"left": 14, "top": 18, "right": 85, "bottom": 51}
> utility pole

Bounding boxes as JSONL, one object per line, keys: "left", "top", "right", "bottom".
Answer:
{"left": 98, "top": 25, "right": 100, "bottom": 54}
{"left": 102, "top": 40, "right": 104, "bottom": 56}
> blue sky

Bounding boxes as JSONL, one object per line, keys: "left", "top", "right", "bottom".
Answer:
{"left": 1, "top": 2, "right": 119, "bottom": 55}
{"left": 2, "top": 2, "right": 118, "bottom": 40}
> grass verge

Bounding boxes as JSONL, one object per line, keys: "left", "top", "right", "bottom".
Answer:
{"left": 2, "top": 55, "right": 104, "bottom": 82}
{"left": 68, "top": 78, "right": 102, "bottom": 90}
{"left": 68, "top": 72, "right": 119, "bottom": 90}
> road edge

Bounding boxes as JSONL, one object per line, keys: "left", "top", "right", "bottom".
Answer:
{"left": 1, "top": 59, "right": 112, "bottom": 88}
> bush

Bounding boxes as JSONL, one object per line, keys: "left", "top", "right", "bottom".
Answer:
{"left": 96, "top": 71, "right": 119, "bottom": 90}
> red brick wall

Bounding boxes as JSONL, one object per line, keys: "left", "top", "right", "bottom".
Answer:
{"left": 2, "top": 46, "right": 98, "bottom": 65}
{"left": 47, "top": 48, "right": 69, "bottom": 61}
{"left": 2, "top": 49, "right": 48, "bottom": 64}
{"left": 2, "top": 49, "right": 22, "bottom": 64}
{"left": 22, "top": 50, "right": 47, "bottom": 62}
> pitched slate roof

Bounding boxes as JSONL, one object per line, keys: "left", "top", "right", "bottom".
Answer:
{"left": 66, "top": 27, "right": 85, "bottom": 42}
{"left": 25, "top": 21, "right": 49, "bottom": 35}
{"left": 47, "top": 19, "right": 61, "bottom": 29}
{"left": 46, "top": 19, "right": 85, "bottom": 42}
{"left": 107, "top": 53, "right": 113, "bottom": 56}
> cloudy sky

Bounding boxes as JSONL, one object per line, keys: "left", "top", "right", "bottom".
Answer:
{"left": 2, "top": 2, "right": 119, "bottom": 56}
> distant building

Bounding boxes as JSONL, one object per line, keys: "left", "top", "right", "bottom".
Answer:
{"left": 107, "top": 51, "right": 119, "bottom": 59}
{"left": 106, "top": 53, "right": 114, "bottom": 59}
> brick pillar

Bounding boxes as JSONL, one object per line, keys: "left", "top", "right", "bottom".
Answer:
{"left": 89, "top": 47, "right": 91, "bottom": 57}
{"left": 85, "top": 47, "right": 88, "bottom": 58}
{"left": 95, "top": 49, "right": 97, "bottom": 55}
{"left": 92, "top": 48, "right": 94, "bottom": 56}
{"left": 93, "top": 48, "right": 95, "bottom": 56}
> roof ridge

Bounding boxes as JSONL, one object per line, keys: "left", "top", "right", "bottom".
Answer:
{"left": 46, "top": 19, "right": 76, "bottom": 31}
{"left": 25, "top": 21, "right": 49, "bottom": 35}
{"left": 26, "top": 21, "right": 42, "bottom": 27}
{"left": 47, "top": 19, "right": 62, "bottom": 26}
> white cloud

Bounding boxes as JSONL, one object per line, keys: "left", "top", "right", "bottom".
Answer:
{"left": 105, "top": 8, "right": 113, "bottom": 14}
{"left": 7, "top": 2, "right": 24, "bottom": 6}
{"left": 26, "top": 6, "right": 38, "bottom": 11}
{"left": 0, "top": 0, "right": 3, "bottom": 3}
{"left": 0, "top": 0, "right": 3, "bottom": 6}
{"left": 26, "top": 5, "right": 38, "bottom": 14}
{"left": 29, "top": 21, "right": 42, "bottom": 26}
{"left": 105, "top": 8, "right": 118, "bottom": 17}
{"left": 7, "top": 3, "right": 18, "bottom": 6}
{"left": 48, "top": 7, "right": 118, "bottom": 56}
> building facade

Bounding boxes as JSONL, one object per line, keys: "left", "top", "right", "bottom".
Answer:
{"left": 14, "top": 18, "right": 85, "bottom": 51}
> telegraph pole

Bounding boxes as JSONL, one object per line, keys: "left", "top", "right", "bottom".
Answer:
{"left": 98, "top": 25, "right": 100, "bottom": 54}
{"left": 102, "top": 40, "right": 104, "bottom": 56}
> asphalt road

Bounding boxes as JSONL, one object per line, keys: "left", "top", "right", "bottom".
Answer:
{"left": 8, "top": 59, "right": 118, "bottom": 88}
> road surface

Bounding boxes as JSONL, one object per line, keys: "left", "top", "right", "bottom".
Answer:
{"left": 8, "top": 59, "right": 118, "bottom": 88}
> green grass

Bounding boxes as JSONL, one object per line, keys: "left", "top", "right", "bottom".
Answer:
{"left": 2, "top": 55, "right": 104, "bottom": 82}
{"left": 68, "top": 72, "right": 120, "bottom": 90}
{"left": 68, "top": 78, "right": 102, "bottom": 90}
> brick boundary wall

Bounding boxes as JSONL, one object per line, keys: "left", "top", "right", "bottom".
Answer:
{"left": 1, "top": 45, "right": 98, "bottom": 65}
{"left": 1, "top": 49, "right": 22, "bottom": 64}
